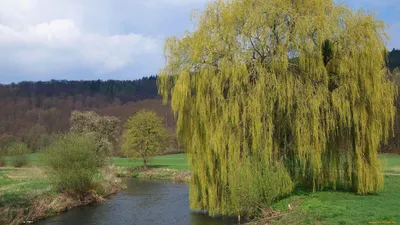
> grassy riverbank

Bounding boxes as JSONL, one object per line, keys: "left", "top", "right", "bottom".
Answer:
{"left": 3, "top": 153, "right": 192, "bottom": 183}
{"left": 111, "top": 154, "right": 191, "bottom": 182}
{"left": 0, "top": 166, "right": 121, "bottom": 225}
{"left": 0, "top": 154, "right": 188, "bottom": 224}
{"left": 265, "top": 175, "right": 400, "bottom": 225}
{"left": 250, "top": 154, "right": 400, "bottom": 225}
{"left": 0, "top": 167, "right": 52, "bottom": 224}
{"left": 1, "top": 153, "right": 399, "bottom": 225}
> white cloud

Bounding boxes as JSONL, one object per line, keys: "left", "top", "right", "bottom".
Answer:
{"left": 0, "top": 0, "right": 168, "bottom": 82}
{"left": 0, "top": 19, "right": 161, "bottom": 75}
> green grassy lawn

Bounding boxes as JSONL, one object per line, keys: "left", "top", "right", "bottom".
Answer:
{"left": 267, "top": 154, "right": 400, "bottom": 224}
{"left": 379, "top": 154, "right": 400, "bottom": 174}
{"left": 3, "top": 154, "right": 42, "bottom": 167}
{"left": 110, "top": 153, "right": 190, "bottom": 170}
{"left": 272, "top": 175, "right": 400, "bottom": 224}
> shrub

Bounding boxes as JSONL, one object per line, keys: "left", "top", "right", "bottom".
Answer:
{"left": 7, "top": 142, "right": 30, "bottom": 167}
{"left": 0, "top": 134, "right": 17, "bottom": 156}
{"left": 42, "top": 132, "right": 107, "bottom": 196}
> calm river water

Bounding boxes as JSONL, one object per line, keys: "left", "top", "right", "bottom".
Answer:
{"left": 36, "top": 179, "right": 237, "bottom": 225}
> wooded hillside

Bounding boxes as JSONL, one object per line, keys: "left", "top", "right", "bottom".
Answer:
{"left": 0, "top": 48, "right": 400, "bottom": 153}
{"left": 0, "top": 76, "right": 176, "bottom": 153}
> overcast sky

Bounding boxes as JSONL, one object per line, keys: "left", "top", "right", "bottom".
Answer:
{"left": 0, "top": 0, "right": 399, "bottom": 83}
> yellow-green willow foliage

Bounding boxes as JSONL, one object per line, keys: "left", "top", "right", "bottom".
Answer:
{"left": 158, "top": 0, "right": 397, "bottom": 216}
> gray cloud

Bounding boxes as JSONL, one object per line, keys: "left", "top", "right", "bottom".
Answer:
{"left": 0, "top": 0, "right": 398, "bottom": 83}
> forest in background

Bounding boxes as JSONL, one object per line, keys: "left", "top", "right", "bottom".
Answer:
{"left": 0, "top": 49, "right": 400, "bottom": 154}
{"left": 0, "top": 76, "right": 176, "bottom": 155}
{"left": 388, "top": 48, "right": 400, "bottom": 70}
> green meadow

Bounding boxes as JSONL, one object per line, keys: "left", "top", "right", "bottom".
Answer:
{"left": 1, "top": 153, "right": 399, "bottom": 224}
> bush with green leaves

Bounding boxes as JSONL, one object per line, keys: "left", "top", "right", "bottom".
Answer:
{"left": 0, "top": 134, "right": 14, "bottom": 166}
{"left": 0, "top": 134, "right": 17, "bottom": 156}
{"left": 7, "top": 142, "right": 30, "bottom": 167}
{"left": 42, "top": 132, "right": 108, "bottom": 196}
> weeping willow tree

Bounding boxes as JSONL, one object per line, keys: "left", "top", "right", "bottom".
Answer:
{"left": 158, "top": 0, "right": 397, "bottom": 217}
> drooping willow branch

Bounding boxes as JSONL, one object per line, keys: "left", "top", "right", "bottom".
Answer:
{"left": 158, "top": 0, "right": 396, "bottom": 217}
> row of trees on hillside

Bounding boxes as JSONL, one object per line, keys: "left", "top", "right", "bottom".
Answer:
{"left": 0, "top": 76, "right": 173, "bottom": 143}
{"left": 0, "top": 98, "right": 176, "bottom": 153}
{"left": 3, "top": 76, "right": 158, "bottom": 102}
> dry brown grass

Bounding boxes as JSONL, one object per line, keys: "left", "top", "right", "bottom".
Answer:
{"left": 5, "top": 167, "right": 45, "bottom": 178}
{"left": 173, "top": 170, "right": 191, "bottom": 183}
{"left": 6, "top": 191, "right": 107, "bottom": 225}
{"left": 245, "top": 198, "right": 307, "bottom": 225}
{"left": 96, "top": 165, "right": 125, "bottom": 196}
{"left": 136, "top": 168, "right": 191, "bottom": 183}
{"left": 245, "top": 208, "right": 284, "bottom": 225}
{"left": 390, "top": 166, "right": 400, "bottom": 172}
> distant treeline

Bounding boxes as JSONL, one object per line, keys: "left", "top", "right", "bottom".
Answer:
{"left": 388, "top": 48, "right": 400, "bottom": 70}
{"left": 2, "top": 76, "right": 158, "bottom": 104}
{"left": 0, "top": 76, "right": 176, "bottom": 153}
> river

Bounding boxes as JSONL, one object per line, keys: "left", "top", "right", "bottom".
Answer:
{"left": 36, "top": 179, "right": 238, "bottom": 225}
